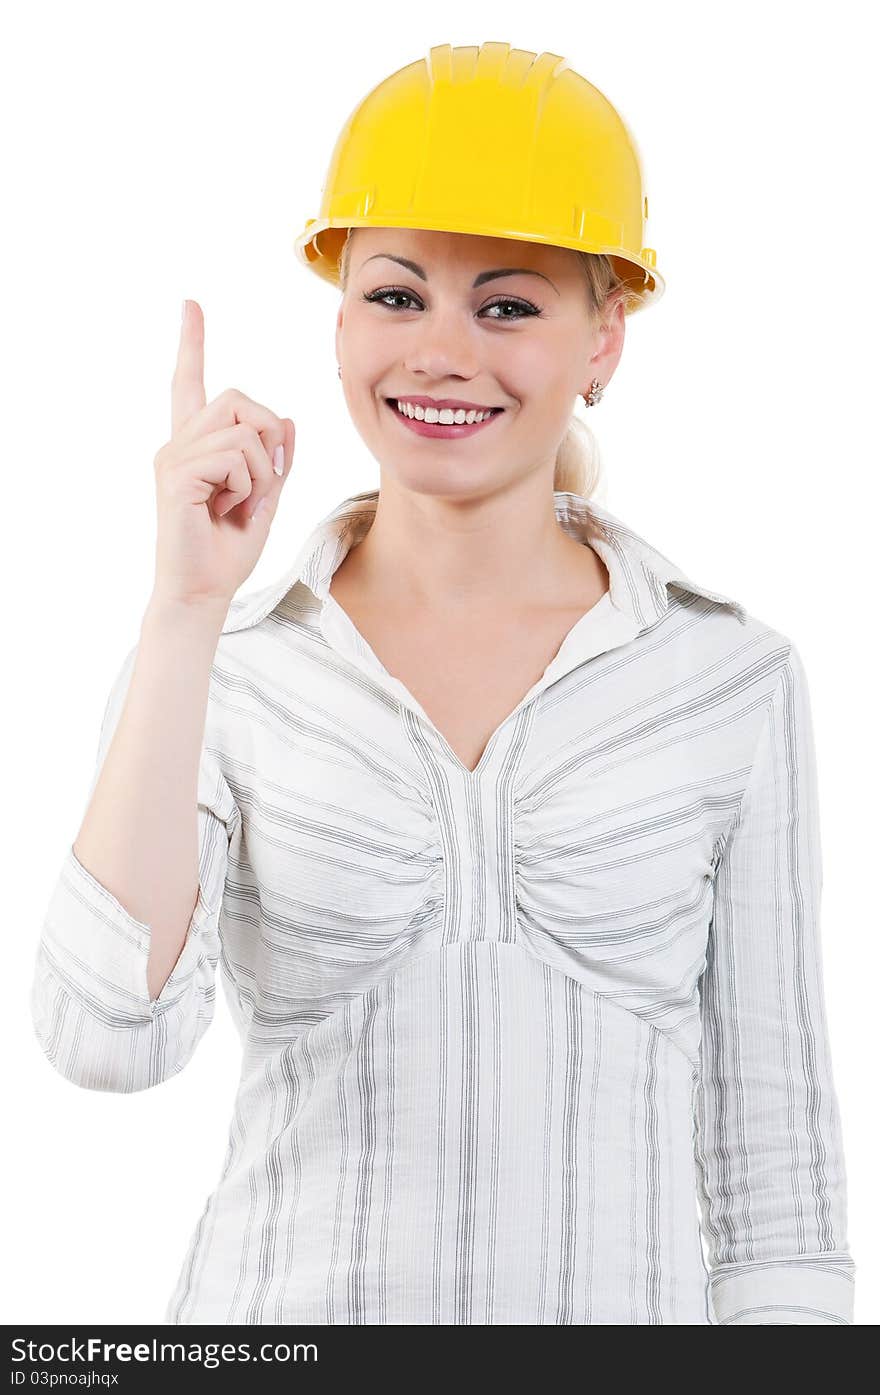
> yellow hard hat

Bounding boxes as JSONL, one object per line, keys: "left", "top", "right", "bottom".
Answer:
{"left": 293, "top": 41, "right": 664, "bottom": 311}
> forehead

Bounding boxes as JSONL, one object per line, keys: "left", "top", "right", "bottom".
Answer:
{"left": 350, "top": 225, "right": 573, "bottom": 274}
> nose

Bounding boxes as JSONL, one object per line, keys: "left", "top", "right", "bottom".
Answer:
{"left": 402, "top": 306, "right": 484, "bottom": 383}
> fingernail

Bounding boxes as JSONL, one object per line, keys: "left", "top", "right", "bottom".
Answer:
{"left": 273, "top": 444, "right": 284, "bottom": 476}
{"left": 250, "top": 497, "right": 268, "bottom": 522}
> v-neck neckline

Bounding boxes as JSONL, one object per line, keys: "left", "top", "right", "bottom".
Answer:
{"left": 321, "top": 587, "right": 633, "bottom": 780}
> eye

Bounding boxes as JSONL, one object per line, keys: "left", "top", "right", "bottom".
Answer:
{"left": 361, "top": 287, "right": 542, "bottom": 320}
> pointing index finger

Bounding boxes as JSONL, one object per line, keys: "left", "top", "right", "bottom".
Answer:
{"left": 172, "top": 299, "right": 207, "bottom": 435}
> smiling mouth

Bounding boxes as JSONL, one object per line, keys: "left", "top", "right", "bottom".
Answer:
{"left": 383, "top": 398, "right": 506, "bottom": 439}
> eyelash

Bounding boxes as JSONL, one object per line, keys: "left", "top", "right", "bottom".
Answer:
{"left": 361, "top": 286, "right": 542, "bottom": 320}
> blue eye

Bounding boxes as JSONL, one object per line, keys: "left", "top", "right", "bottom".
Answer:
{"left": 362, "top": 287, "right": 541, "bottom": 320}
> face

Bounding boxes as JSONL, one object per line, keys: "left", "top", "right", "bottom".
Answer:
{"left": 335, "top": 226, "right": 625, "bottom": 500}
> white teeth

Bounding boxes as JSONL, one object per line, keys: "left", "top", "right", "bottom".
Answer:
{"left": 396, "top": 400, "right": 494, "bottom": 425}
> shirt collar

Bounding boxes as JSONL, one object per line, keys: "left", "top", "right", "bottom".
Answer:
{"left": 220, "top": 488, "right": 746, "bottom": 635}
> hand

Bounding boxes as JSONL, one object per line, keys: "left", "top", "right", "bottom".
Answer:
{"left": 150, "top": 298, "right": 295, "bottom": 608}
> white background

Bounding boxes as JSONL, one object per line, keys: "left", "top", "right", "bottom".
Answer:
{"left": 4, "top": 0, "right": 876, "bottom": 1325}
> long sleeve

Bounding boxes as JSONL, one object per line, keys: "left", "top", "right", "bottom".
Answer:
{"left": 30, "top": 641, "right": 240, "bottom": 1094}
{"left": 693, "top": 641, "right": 856, "bottom": 1324}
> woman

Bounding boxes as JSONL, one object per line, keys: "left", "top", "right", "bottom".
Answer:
{"left": 30, "top": 42, "right": 855, "bottom": 1325}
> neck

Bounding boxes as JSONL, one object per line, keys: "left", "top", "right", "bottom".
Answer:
{"left": 335, "top": 475, "right": 609, "bottom": 615}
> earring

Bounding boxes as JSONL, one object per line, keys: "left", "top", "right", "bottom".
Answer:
{"left": 337, "top": 364, "right": 342, "bottom": 378}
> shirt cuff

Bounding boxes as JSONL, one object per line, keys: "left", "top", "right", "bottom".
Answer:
{"left": 37, "top": 843, "right": 219, "bottom": 1022}
{"left": 709, "top": 1253, "right": 856, "bottom": 1324}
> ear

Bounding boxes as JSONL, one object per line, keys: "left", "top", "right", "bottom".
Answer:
{"left": 335, "top": 302, "right": 344, "bottom": 366}
{"left": 588, "top": 297, "right": 626, "bottom": 391}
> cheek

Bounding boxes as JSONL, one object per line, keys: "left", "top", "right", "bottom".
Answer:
{"left": 340, "top": 313, "right": 389, "bottom": 364}
{"left": 501, "top": 338, "right": 569, "bottom": 397}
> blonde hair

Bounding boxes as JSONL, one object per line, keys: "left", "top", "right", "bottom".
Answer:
{"left": 337, "top": 226, "right": 650, "bottom": 499}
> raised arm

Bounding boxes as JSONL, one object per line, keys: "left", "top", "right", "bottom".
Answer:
{"left": 29, "top": 297, "right": 294, "bottom": 1093}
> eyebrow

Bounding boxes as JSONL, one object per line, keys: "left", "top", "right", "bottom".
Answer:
{"left": 360, "top": 253, "right": 559, "bottom": 294}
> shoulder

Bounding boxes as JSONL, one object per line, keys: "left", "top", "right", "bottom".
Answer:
{"left": 664, "top": 586, "right": 802, "bottom": 703}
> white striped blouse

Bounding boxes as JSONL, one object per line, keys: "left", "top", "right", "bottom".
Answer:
{"left": 30, "top": 488, "right": 856, "bottom": 1325}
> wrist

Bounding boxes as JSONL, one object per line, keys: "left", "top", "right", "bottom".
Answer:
{"left": 142, "top": 591, "right": 230, "bottom": 634}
